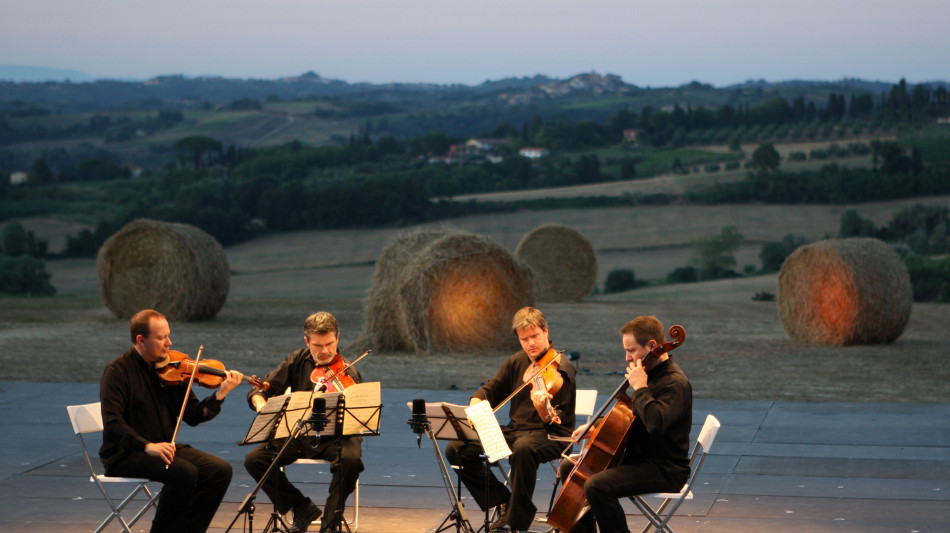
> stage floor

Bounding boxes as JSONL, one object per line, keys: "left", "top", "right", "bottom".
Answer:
{"left": 2, "top": 382, "right": 948, "bottom": 532}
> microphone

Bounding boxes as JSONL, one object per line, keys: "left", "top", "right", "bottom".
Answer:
{"left": 408, "top": 398, "right": 427, "bottom": 448}
{"left": 309, "top": 397, "right": 328, "bottom": 433}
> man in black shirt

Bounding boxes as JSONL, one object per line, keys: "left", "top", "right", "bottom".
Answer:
{"left": 446, "top": 307, "right": 577, "bottom": 533}
{"left": 561, "top": 315, "right": 692, "bottom": 533}
{"left": 244, "top": 311, "right": 363, "bottom": 533}
{"left": 100, "top": 309, "right": 244, "bottom": 533}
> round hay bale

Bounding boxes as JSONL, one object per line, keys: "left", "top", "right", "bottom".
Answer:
{"left": 515, "top": 223, "right": 597, "bottom": 302}
{"left": 777, "top": 237, "right": 911, "bottom": 345}
{"left": 97, "top": 219, "right": 230, "bottom": 321}
{"left": 356, "top": 227, "right": 534, "bottom": 353}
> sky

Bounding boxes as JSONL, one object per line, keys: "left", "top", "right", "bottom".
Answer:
{"left": 2, "top": 0, "right": 948, "bottom": 87}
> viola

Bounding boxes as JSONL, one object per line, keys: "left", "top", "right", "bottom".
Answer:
{"left": 156, "top": 349, "right": 269, "bottom": 390}
{"left": 523, "top": 348, "right": 564, "bottom": 424}
{"left": 547, "top": 325, "right": 686, "bottom": 533}
{"left": 310, "top": 350, "right": 370, "bottom": 392}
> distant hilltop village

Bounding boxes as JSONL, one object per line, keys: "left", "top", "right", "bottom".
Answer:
{"left": 499, "top": 72, "right": 631, "bottom": 104}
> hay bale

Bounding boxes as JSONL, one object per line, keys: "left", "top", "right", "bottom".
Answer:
{"left": 777, "top": 237, "right": 911, "bottom": 345}
{"left": 515, "top": 223, "right": 597, "bottom": 302}
{"left": 97, "top": 219, "right": 230, "bottom": 321}
{"left": 356, "top": 227, "right": 534, "bottom": 352}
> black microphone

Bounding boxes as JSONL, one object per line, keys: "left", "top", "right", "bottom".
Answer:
{"left": 309, "top": 397, "right": 328, "bottom": 433}
{"left": 408, "top": 398, "right": 427, "bottom": 448}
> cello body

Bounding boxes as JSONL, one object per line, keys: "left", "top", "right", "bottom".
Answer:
{"left": 546, "top": 390, "right": 635, "bottom": 532}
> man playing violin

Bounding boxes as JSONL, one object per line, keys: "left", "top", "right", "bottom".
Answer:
{"left": 563, "top": 315, "right": 692, "bottom": 533}
{"left": 99, "top": 309, "right": 245, "bottom": 533}
{"left": 446, "top": 306, "right": 577, "bottom": 533}
{"left": 244, "top": 311, "right": 363, "bottom": 533}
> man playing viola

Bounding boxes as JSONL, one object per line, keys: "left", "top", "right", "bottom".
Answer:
{"left": 100, "top": 309, "right": 244, "bottom": 533}
{"left": 564, "top": 315, "right": 692, "bottom": 533}
{"left": 244, "top": 311, "right": 363, "bottom": 533}
{"left": 446, "top": 306, "right": 577, "bottom": 533}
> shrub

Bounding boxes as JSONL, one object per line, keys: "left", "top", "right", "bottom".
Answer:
{"left": 667, "top": 266, "right": 698, "bottom": 283}
{"left": 0, "top": 254, "right": 55, "bottom": 296}
{"left": 604, "top": 268, "right": 636, "bottom": 294}
{"left": 752, "top": 291, "right": 775, "bottom": 301}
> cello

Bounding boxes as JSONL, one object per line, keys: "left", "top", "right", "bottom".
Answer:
{"left": 546, "top": 325, "right": 686, "bottom": 532}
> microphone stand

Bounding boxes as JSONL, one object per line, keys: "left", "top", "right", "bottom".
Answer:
{"left": 226, "top": 403, "right": 327, "bottom": 533}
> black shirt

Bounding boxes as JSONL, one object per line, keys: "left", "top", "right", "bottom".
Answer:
{"left": 472, "top": 346, "right": 577, "bottom": 437}
{"left": 99, "top": 347, "right": 224, "bottom": 470}
{"left": 247, "top": 348, "right": 363, "bottom": 408}
{"left": 626, "top": 358, "right": 692, "bottom": 472}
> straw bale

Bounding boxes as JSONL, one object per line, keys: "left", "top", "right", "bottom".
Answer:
{"left": 356, "top": 227, "right": 534, "bottom": 353}
{"left": 515, "top": 223, "right": 597, "bottom": 302}
{"left": 776, "top": 237, "right": 911, "bottom": 345}
{"left": 97, "top": 219, "right": 230, "bottom": 321}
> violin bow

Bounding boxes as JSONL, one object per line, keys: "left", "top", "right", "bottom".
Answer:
{"left": 168, "top": 345, "right": 203, "bottom": 463}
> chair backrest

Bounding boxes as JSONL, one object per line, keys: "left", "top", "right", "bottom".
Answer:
{"left": 575, "top": 389, "right": 599, "bottom": 422}
{"left": 67, "top": 402, "right": 104, "bottom": 435}
{"left": 694, "top": 414, "right": 720, "bottom": 458}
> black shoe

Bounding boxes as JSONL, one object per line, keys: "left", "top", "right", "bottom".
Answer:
{"left": 489, "top": 503, "right": 508, "bottom": 530}
{"left": 287, "top": 500, "right": 321, "bottom": 533}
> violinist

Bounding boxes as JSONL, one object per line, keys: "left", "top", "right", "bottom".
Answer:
{"left": 561, "top": 316, "right": 692, "bottom": 533}
{"left": 99, "top": 309, "right": 244, "bottom": 533}
{"left": 446, "top": 307, "right": 577, "bottom": 533}
{"left": 244, "top": 311, "right": 363, "bottom": 533}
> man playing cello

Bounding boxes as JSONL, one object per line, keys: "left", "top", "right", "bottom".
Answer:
{"left": 557, "top": 315, "right": 692, "bottom": 533}
{"left": 446, "top": 306, "right": 577, "bottom": 533}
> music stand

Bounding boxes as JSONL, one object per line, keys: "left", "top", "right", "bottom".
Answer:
{"left": 416, "top": 402, "right": 477, "bottom": 533}
{"left": 226, "top": 394, "right": 313, "bottom": 533}
{"left": 299, "top": 383, "right": 382, "bottom": 533}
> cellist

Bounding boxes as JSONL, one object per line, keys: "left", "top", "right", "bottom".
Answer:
{"left": 243, "top": 311, "right": 364, "bottom": 533}
{"left": 446, "top": 307, "right": 577, "bottom": 533}
{"left": 560, "top": 316, "right": 692, "bottom": 533}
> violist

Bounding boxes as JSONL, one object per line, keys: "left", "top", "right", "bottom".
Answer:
{"left": 243, "top": 311, "right": 364, "bottom": 533}
{"left": 446, "top": 307, "right": 577, "bottom": 533}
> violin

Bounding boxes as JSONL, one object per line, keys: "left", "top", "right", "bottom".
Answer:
{"left": 523, "top": 348, "right": 564, "bottom": 424}
{"left": 156, "top": 350, "right": 269, "bottom": 390}
{"left": 310, "top": 350, "right": 370, "bottom": 393}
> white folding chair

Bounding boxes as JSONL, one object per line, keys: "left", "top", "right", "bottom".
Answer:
{"left": 66, "top": 402, "right": 160, "bottom": 533}
{"left": 283, "top": 458, "right": 360, "bottom": 532}
{"left": 629, "top": 414, "right": 721, "bottom": 533}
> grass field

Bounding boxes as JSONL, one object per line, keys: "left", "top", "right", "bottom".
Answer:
{"left": 5, "top": 193, "right": 949, "bottom": 404}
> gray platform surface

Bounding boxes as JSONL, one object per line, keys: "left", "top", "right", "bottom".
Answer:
{"left": 1, "top": 381, "right": 948, "bottom": 532}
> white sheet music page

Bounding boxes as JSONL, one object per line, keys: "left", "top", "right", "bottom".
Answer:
{"left": 465, "top": 401, "right": 512, "bottom": 463}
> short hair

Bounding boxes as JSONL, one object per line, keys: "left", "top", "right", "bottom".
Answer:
{"left": 130, "top": 309, "right": 166, "bottom": 344}
{"left": 619, "top": 315, "right": 665, "bottom": 347}
{"left": 511, "top": 306, "right": 547, "bottom": 333}
{"left": 304, "top": 311, "right": 339, "bottom": 338}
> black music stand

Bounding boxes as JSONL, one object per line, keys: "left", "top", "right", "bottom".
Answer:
{"left": 299, "top": 384, "right": 382, "bottom": 533}
{"left": 226, "top": 394, "right": 315, "bottom": 533}
{"left": 417, "top": 402, "right": 478, "bottom": 533}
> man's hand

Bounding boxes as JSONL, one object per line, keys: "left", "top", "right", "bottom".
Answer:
{"left": 145, "top": 442, "right": 176, "bottom": 465}
{"left": 626, "top": 358, "right": 648, "bottom": 391}
{"left": 215, "top": 370, "right": 244, "bottom": 400}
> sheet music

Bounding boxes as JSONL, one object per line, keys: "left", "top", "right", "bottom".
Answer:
{"left": 298, "top": 382, "right": 382, "bottom": 437}
{"left": 418, "top": 402, "right": 479, "bottom": 441}
{"left": 465, "top": 401, "right": 512, "bottom": 463}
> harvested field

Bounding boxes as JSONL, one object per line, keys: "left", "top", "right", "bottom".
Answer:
{"left": 4, "top": 196, "right": 950, "bottom": 404}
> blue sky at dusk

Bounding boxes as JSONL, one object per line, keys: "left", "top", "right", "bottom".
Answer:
{"left": 2, "top": 0, "right": 946, "bottom": 87}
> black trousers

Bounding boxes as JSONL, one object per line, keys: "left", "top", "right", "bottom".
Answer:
{"left": 556, "top": 458, "right": 686, "bottom": 533}
{"left": 446, "top": 429, "right": 563, "bottom": 531}
{"left": 105, "top": 444, "right": 232, "bottom": 533}
{"left": 244, "top": 436, "right": 362, "bottom": 529}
